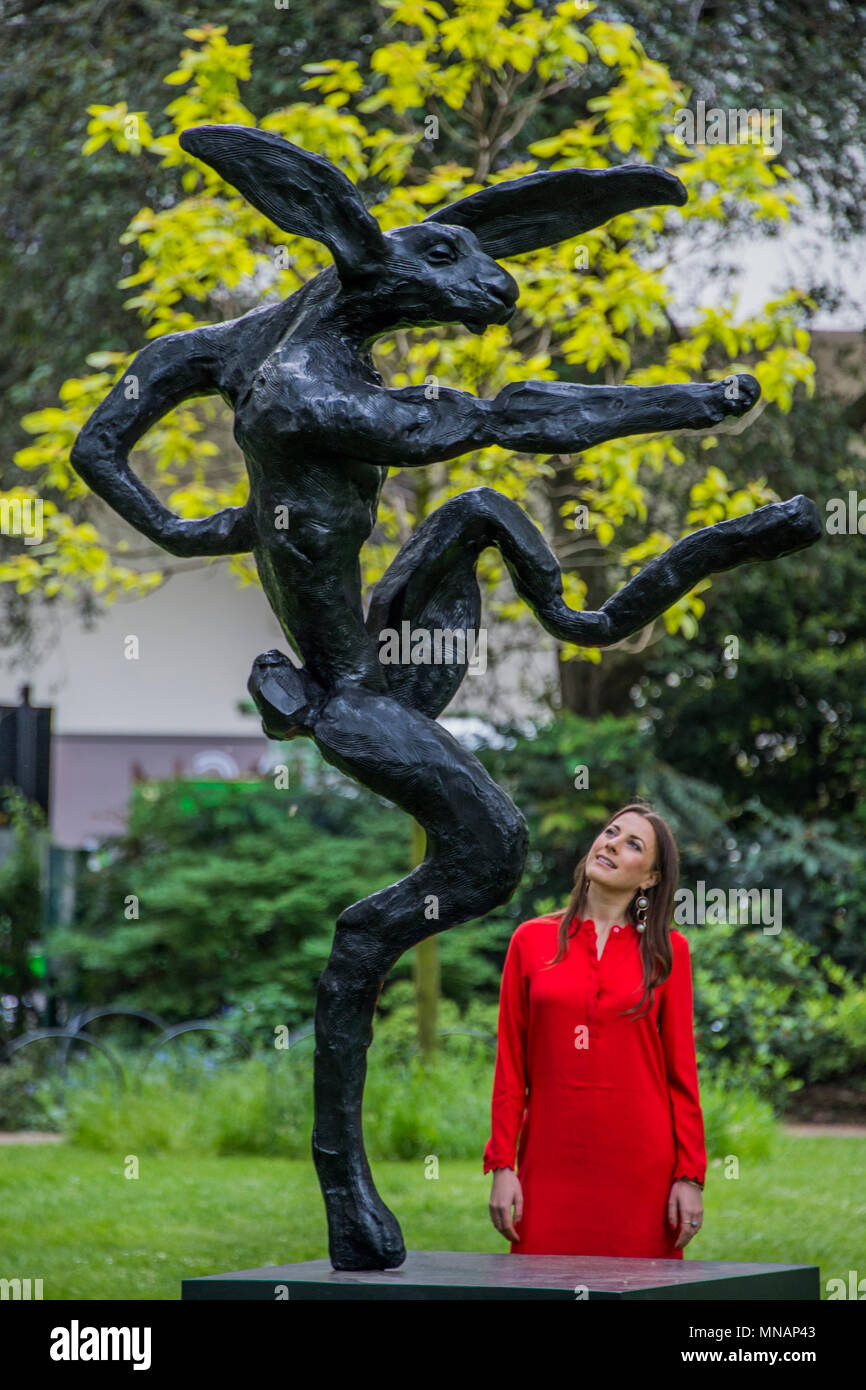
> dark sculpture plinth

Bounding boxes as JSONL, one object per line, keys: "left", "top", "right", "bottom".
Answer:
{"left": 181, "top": 1251, "right": 820, "bottom": 1301}
{"left": 71, "top": 121, "right": 823, "bottom": 1271}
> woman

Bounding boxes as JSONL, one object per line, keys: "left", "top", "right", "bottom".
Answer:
{"left": 486, "top": 802, "right": 706, "bottom": 1258}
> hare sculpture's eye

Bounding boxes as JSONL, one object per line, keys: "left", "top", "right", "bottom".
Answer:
{"left": 427, "top": 242, "right": 458, "bottom": 265}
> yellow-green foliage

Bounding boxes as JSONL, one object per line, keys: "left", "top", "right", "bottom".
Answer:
{"left": 5, "top": 2, "right": 815, "bottom": 660}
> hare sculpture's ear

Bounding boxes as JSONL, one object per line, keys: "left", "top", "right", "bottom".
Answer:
{"left": 178, "top": 124, "right": 388, "bottom": 283}
{"left": 424, "top": 163, "right": 687, "bottom": 258}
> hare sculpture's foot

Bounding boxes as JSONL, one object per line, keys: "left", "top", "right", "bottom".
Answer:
{"left": 716, "top": 372, "right": 760, "bottom": 417}
{"left": 248, "top": 649, "right": 325, "bottom": 739}
{"left": 314, "top": 1146, "right": 407, "bottom": 1270}
{"left": 326, "top": 1190, "right": 407, "bottom": 1272}
{"left": 698, "top": 372, "right": 761, "bottom": 429}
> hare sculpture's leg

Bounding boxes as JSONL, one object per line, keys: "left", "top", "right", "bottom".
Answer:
{"left": 248, "top": 654, "right": 527, "bottom": 1270}
{"left": 366, "top": 484, "right": 822, "bottom": 708}
{"left": 247, "top": 478, "right": 819, "bottom": 1269}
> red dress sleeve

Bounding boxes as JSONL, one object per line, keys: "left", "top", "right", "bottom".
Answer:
{"left": 658, "top": 932, "right": 707, "bottom": 1187}
{"left": 483, "top": 926, "right": 529, "bottom": 1174}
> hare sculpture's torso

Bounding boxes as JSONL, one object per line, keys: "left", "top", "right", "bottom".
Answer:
{"left": 216, "top": 275, "right": 392, "bottom": 686}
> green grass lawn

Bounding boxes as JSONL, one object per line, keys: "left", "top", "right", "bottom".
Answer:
{"left": 2, "top": 1137, "right": 863, "bottom": 1299}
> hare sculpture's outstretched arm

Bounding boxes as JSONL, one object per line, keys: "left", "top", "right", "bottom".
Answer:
{"left": 70, "top": 119, "right": 823, "bottom": 1274}
{"left": 70, "top": 328, "right": 254, "bottom": 557}
{"left": 321, "top": 371, "right": 763, "bottom": 468}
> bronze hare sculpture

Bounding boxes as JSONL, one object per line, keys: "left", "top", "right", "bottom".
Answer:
{"left": 70, "top": 124, "right": 821, "bottom": 1269}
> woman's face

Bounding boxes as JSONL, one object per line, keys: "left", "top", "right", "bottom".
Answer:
{"left": 586, "top": 811, "right": 659, "bottom": 893}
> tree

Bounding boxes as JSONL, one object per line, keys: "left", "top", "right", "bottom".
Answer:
{"left": 3, "top": 3, "right": 826, "bottom": 1055}
{"left": 5, "top": 1, "right": 815, "bottom": 692}
{"left": 0, "top": 1, "right": 386, "bottom": 653}
{"left": 609, "top": 0, "right": 866, "bottom": 242}
{"left": 636, "top": 391, "right": 866, "bottom": 824}
{"left": 0, "top": 0, "right": 379, "bottom": 456}
{"left": 53, "top": 776, "right": 411, "bottom": 1025}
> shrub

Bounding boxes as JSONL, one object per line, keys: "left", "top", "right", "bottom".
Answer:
{"left": 59, "top": 988, "right": 781, "bottom": 1169}
{"left": 687, "top": 919, "right": 858, "bottom": 1106}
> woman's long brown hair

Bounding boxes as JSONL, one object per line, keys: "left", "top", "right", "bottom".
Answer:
{"left": 544, "top": 801, "right": 679, "bottom": 1021}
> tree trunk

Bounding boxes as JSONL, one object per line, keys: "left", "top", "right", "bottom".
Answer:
{"left": 541, "top": 454, "right": 651, "bottom": 717}
{"left": 409, "top": 467, "right": 440, "bottom": 1057}
{"left": 411, "top": 816, "right": 440, "bottom": 1056}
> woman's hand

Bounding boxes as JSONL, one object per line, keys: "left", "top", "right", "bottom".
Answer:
{"left": 668, "top": 1180, "right": 703, "bottom": 1250}
{"left": 489, "top": 1167, "right": 523, "bottom": 1243}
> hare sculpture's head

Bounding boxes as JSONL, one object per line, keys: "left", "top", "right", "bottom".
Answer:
{"left": 179, "top": 124, "right": 687, "bottom": 342}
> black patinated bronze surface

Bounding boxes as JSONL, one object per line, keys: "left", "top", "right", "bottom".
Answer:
{"left": 70, "top": 124, "right": 822, "bottom": 1270}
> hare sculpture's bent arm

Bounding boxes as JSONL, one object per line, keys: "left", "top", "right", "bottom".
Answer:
{"left": 71, "top": 124, "right": 821, "bottom": 1270}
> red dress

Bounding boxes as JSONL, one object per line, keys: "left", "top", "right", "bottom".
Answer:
{"left": 483, "top": 913, "right": 707, "bottom": 1258}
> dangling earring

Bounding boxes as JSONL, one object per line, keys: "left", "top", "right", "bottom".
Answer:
{"left": 635, "top": 891, "right": 649, "bottom": 932}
